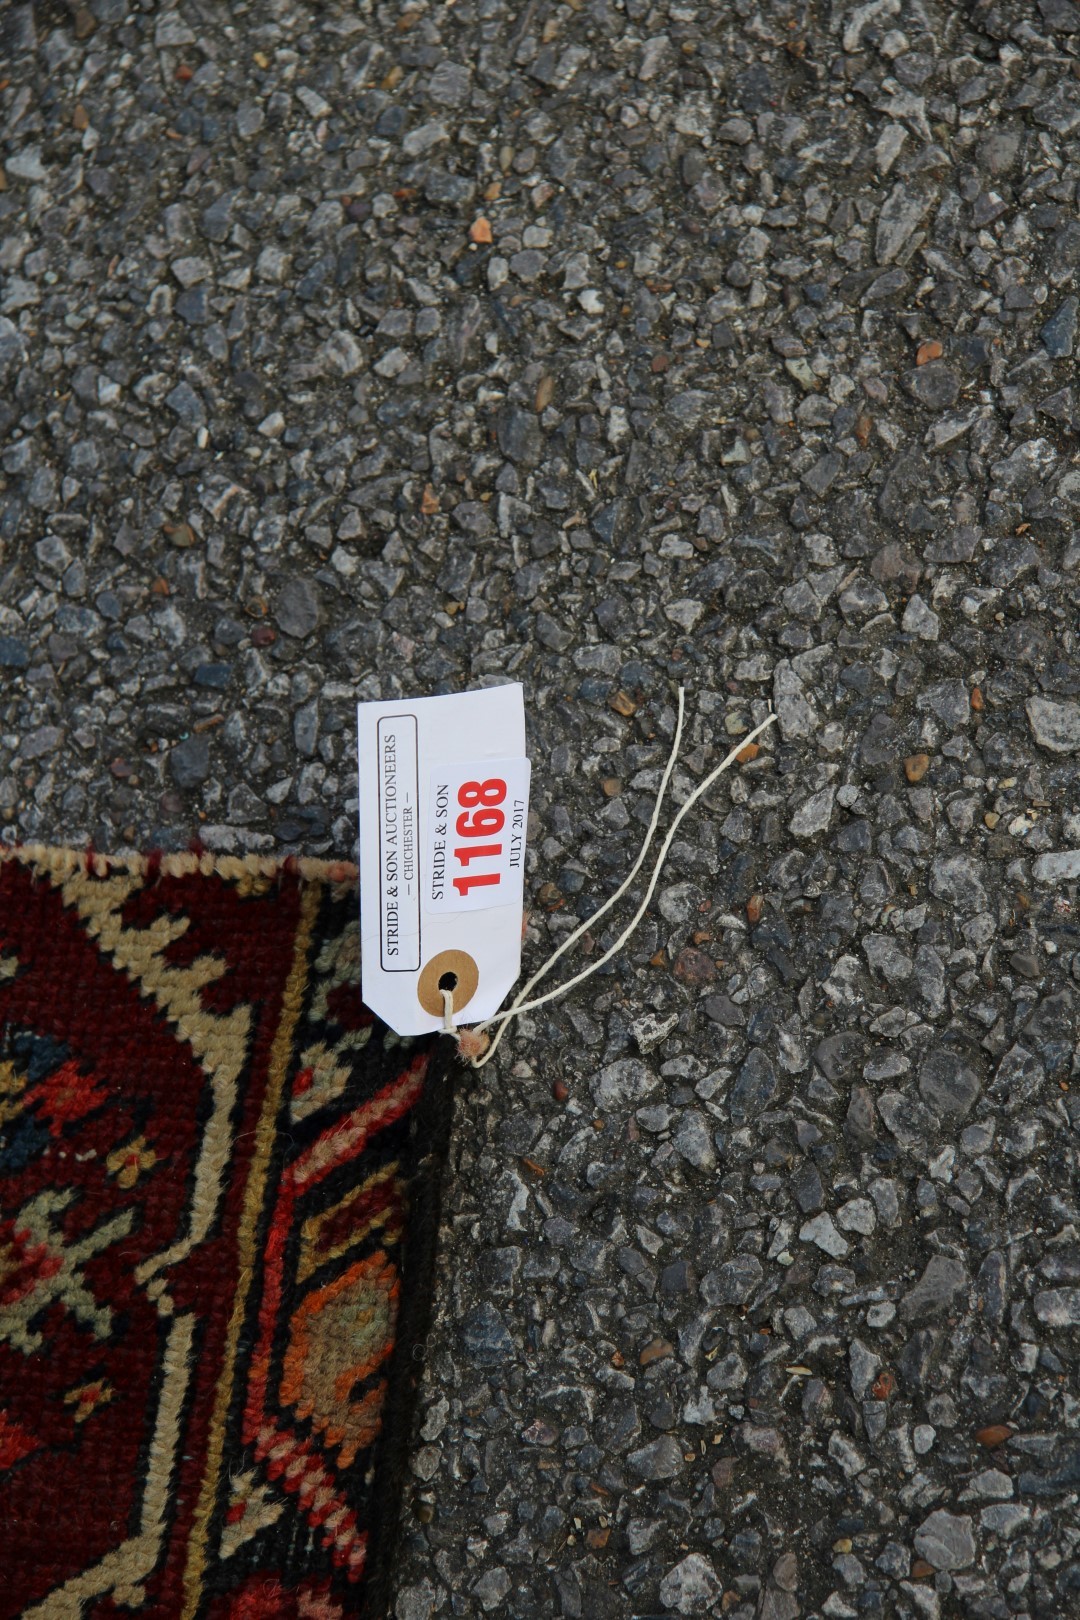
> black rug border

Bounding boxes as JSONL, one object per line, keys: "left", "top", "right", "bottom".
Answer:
{"left": 360, "top": 1034, "right": 459, "bottom": 1620}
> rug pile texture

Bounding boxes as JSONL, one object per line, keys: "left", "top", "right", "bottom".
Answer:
{"left": 0, "top": 847, "right": 448, "bottom": 1620}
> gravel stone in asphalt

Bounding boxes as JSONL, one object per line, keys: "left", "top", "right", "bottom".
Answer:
{"left": 3, "top": 2, "right": 1080, "bottom": 1618}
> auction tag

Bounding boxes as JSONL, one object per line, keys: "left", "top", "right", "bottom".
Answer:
{"left": 357, "top": 684, "right": 531, "bottom": 1036}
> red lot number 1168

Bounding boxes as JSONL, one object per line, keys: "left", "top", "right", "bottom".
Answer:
{"left": 454, "top": 777, "right": 507, "bottom": 896}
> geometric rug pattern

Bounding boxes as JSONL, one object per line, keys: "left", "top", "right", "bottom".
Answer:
{"left": 0, "top": 847, "right": 448, "bottom": 1620}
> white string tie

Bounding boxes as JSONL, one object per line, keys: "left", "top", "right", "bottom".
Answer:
{"left": 456, "top": 690, "right": 776, "bottom": 1068}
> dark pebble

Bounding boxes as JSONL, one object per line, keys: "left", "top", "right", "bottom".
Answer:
{"left": 194, "top": 663, "right": 231, "bottom": 690}
{"left": 168, "top": 734, "right": 211, "bottom": 790}
{"left": 460, "top": 1302, "right": 514, "bottom": 1367}
{"left": 1041, "top": 296, "right": 1078, "bottom": 359}
{"left": 0, "top": 636, "right": 30, "bottom": 670}
{"left": 274, "top": 576, "right": 321, "bottom": 638}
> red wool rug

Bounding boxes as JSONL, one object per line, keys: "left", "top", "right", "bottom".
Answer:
{"left": 0, "top": 847, "right": 450, "bottom": 1620}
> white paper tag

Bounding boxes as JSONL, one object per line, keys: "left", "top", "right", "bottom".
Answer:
{"left": 357, "top": 684, "right": 531, "bottom": 1036}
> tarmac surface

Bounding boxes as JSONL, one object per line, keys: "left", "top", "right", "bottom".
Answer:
{"left": 2, "top": 1, "right": 1080, "bottom": 1616}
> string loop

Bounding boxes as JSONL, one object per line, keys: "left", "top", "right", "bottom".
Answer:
{"left": 456, "top": 692, "right": 776, "bottom": 1069}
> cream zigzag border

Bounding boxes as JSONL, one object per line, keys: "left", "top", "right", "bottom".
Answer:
{"left": 0, "top": 843, "right": 358, "bottom": 885}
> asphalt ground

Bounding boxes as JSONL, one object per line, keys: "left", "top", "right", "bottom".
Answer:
{"left": 3, "top": 2, "right": 1080, "bottom": 1616}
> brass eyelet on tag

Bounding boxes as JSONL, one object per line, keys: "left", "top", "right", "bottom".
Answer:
{"left": 417, "top": 949, "right": 479, "bottom": 1019}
